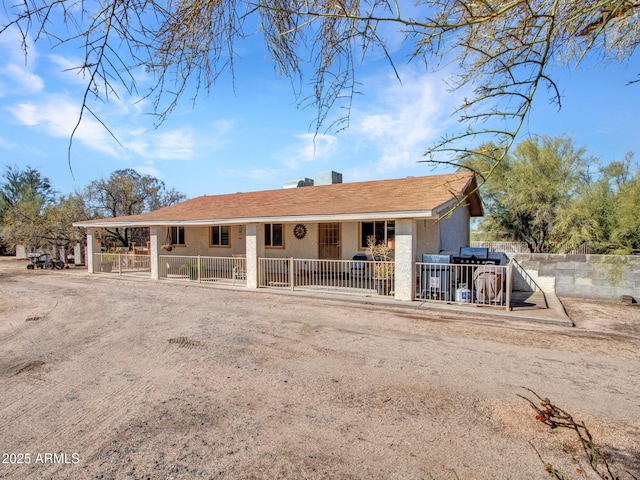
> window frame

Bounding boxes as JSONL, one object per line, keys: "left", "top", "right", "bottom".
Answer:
{"left": 359, "top": 221, "right": 395, "bottom": 249}
{"left": 264, "top": 223, "right": 284, "bottom": 248}
{"left": 170, "top": 226, "right": 186, "bottom": 246}
{"left": 210, "top": 225, "right": 231, "bottom": 247}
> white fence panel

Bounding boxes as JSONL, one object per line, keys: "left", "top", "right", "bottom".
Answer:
{"left": 471, "top": 241, "right": 530, "bottom": 254}
{"left": 158, "top": 255, "right": 246, "bottom": 285}
{"left": 259, "top": 258, "right": 394, "bottom": 296}
{"left": 93, "top": 253, "right": 151, "bottom": 275}
{"left": 416, "top": 262, "right": 510, "bottom": 308}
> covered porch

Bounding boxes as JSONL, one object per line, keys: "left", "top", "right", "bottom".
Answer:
{"left": 89, "top": 248, "right": 514, "bottom": 309}
{"left": 86, "top": 218, "right": 437, "bottom": 302}
{"left": 75, "top": 172, "right": 523, "bottom": 307}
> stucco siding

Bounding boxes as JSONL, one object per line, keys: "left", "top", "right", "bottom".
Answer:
{"left": 341, "top": 222, "right": 360, "bottom": 260}
{"left": 156, "top": 215, "right": 470, "bottom": 264}
{"left": 438, "top": 205, "right": 471, "bottom": 255}
{"left": 280, "top": 223, "right": 319, "bottom": 259}
{"left": 415, "top": 220, "right": 439, "bottom": 258}
{"left": 162, "top": 226, "right": 246, "bottom": 256}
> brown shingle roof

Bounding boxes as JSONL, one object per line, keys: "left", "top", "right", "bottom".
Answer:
{"left": 75, "top": 172, "right": 482, "bottom": 226}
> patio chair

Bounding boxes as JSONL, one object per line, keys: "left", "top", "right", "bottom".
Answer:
{"left": 232, "top": 254, "right": 246, "bottom": 285}
{"left": 350, "top": 254, "right": 368, "bottom": 278}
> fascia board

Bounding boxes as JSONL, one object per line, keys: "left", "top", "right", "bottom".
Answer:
{"left": 432, "top": 197, "right": 467, "bottom": 217}
{"left": 73, "top": 210, "right": 436, "bottom": 228}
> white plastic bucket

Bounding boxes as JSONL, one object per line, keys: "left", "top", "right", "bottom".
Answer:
{"left": 456, "top": 285, "right": 472, "bottom": 303}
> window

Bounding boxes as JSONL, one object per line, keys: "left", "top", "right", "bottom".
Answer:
{"left": 265, "top": 223, "right": 284, "bottom": 247}
{"left": 360, "top": 221, "right": 395, "bottom": 248}
{"left": 170, "top": 226, "right": 185, "bottom": 245}
{"left": 211, "top": 226, "right": 230, "bottom": 246}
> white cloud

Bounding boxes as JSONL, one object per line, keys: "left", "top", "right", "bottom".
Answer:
{"left": 1, "top": 64, "right": 44, "bottom": 94}
{"left": 281, "top": 133, "right": 339, "bottom": 169}
{"left": 48, "top": 52, "right": 150, "bottom": 118}
{"left": 0, "top": 28, "right": 45, "bottom": 97}
{"left": 155, "top": 131, "right": 194, "bottom": 160}
{"left": 7, "top": 95, "right": 123, "bottom": 156}
{"left": 125, "top": 127, "right": 198, "bottom": 161}
{"left": 47, "top": 54, "right": 83, "bottom": 80}
{"left": 123, "top": 117, "right": 234, "bottom": 164}
{"left": 0, "top": 27, "right": 38, "bottom": 64}
{"left": 350, "top": 65, "right": 465, "bottom": 174}
{"left": 6, "top": 92, "right": 207, "bottom": 161}
{"left": 198, "top": 119, "right": 235, "bottom": 152}
{"left": 132, "top": 164, "right": 163, "bottom": 178}
{"left": 123, "top": 134, "right": 150, "bottom": 157}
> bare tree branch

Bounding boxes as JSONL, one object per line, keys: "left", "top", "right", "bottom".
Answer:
{"left": 1, "top": 0, "right": 638, "bottom": 175}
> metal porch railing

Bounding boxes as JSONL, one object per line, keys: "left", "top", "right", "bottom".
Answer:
{"left": 258, "top": 258, "right": 395, "bottom": 297}
{"left": 93, "top": 253, "right": 151, "bottom": 275}
{"left": 416, "top": 262, "right": 511, "bottom": 309}
{"left": 158, "top": 255, "right": 246, "bottom": 286}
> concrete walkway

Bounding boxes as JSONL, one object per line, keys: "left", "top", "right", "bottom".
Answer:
{"left": 307, "top": 289, "right": 574, "bottom": 327}
{"left": 71, "top": 264, "right": 574, "bottom": 327}
{"left": 420, "top": 290, "right": 573, "bottom": 326}
{"left": 217, "top": 282, "right": 574, "bottom": 326}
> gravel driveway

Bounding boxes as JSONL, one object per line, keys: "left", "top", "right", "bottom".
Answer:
{"left": 1, "top": 258, "right": 638, "bottom": 479}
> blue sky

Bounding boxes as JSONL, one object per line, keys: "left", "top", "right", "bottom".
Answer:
{"left": 0, "top": 11, "right": 638, "bottom": 200}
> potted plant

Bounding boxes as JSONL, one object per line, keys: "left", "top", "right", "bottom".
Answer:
{"left": 180, "top": 261, "right": 206, "bottom": 280}
{"left": 161, "top": 228, "right": 175, "bottom": 251}
{"left": 100, "top": 252, "right": 118, "bottom": 272}
{"left": 365, "top": 236, "right": 395, "bottom": 295}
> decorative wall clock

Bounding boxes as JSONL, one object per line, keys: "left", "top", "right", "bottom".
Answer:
{"left": 293, "top": 223, "right": 307, "bottom": 239}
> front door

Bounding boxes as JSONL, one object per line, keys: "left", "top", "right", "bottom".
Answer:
{"left": 318, "top": 223, "right": 341, "bottom": 259}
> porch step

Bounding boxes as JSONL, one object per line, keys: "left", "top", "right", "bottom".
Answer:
{"left": 514, "top": 264, "right": 570, "bottom": 320}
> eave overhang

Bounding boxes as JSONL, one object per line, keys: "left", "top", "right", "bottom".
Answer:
{"left": 73, "top": 209, "right": 438, "bottom": 228}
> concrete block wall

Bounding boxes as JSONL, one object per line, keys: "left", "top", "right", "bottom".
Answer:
{"left": 513, "top": 254, "right": 640, "bottom": 301}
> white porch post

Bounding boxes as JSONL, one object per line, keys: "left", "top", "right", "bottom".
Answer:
{"left": 394, "top": 219, "right": 416, "bottom": 301}
{"left": 74, "top": 243, "right": 84, "bottom": 266}
{"left": 246, "top": 223, "right": 259, "bottom": 289}
{"left": 150, "top": 227, "right": 159, "bottom": 280}
{"left": 86, "top": 229, "right": 100, "bottom": 273}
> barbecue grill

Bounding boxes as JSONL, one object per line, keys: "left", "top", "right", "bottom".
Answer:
{"left": 453, "top": 247, "right": 500, "bottom": 265}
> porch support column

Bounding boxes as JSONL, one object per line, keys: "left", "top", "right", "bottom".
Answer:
{"left": 246, "top": 223, "right": 259, "bottom": 289}
{"left": 394, "top": 219, "right": 416, "bottom": 301}
{"left": 74, "top": 243, "right": 84, "bottom": 266}
{"left": 86, "top": 228, "right": 100, "bottom": 273}
{"left": 150, "top": 227, "right": 159, "bottom": 280}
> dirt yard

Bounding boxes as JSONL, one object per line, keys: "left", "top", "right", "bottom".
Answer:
{"left": 0, "top": 257, "right": 638, "bottom": 480}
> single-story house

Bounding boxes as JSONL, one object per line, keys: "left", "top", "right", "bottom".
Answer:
{"left": 74, "top": 171, "right": 487, "bottom": 302}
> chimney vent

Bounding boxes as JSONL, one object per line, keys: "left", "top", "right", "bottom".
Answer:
{"left": 314, "top": 171, "right": 343, "bottom": 185}
{"left": 283, "top": 178, "right": 314, "bottom": 189}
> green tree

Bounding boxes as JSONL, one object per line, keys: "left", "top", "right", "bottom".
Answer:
{"left": 82, "top": 169, "right": 186, "bottom": 247}
{"left": 0, "top": 165, "right": 57, "bottom": 252}
{"left": 551, "top": 152, "right": 639, "bottom": 254}
{"left": 0, "top": 165, "right": 54, "bottom": 216}
{"left": 609, "top": 169, "right": 640, "bottom": 253}
{"left": 468, "top": 138, "right": 639, "bottom": 254}
{"left": 2, "top": 1, "right": 638, "bottom": 169}
{"left": 44, "top": 194, "right": 90, "bottom": 256}
{"left": 463, "top": 135, "right": 591, "bottom": 252}
{"left": 551, "top": 177, "right": 614, "bottom": 253}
